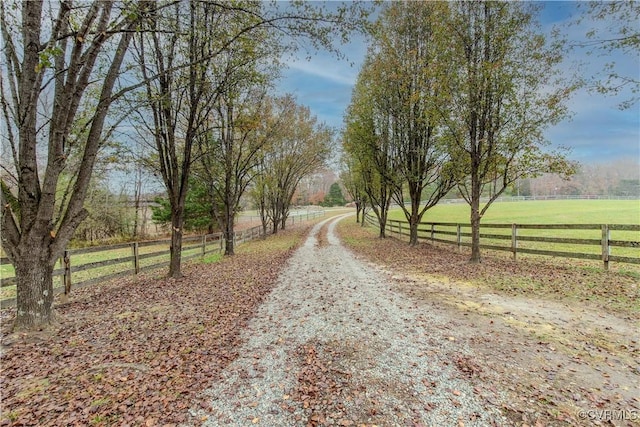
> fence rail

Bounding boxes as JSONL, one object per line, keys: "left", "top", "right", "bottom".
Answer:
{"left": 436, "top": 195, "right": 639, "bottom": 204}
{"left": 364, "top": 214, "right": 640, "bottom": 270}
{"left": 0, "top": 210, "right": 325, "bottom": 308}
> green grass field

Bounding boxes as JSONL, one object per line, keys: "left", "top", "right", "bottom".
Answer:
{"left": 389, "top": 199, "right": 640, "bottom": 224}
{"left": 0, "top": 239, "right": 217, "bottom": 301}
{"left": 385, "top": 199, "right": 640, "bottom": 268}
{"left": 0, "top": 213, "right": 327, "bottom": 303}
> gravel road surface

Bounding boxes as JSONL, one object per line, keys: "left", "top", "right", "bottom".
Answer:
{"left": 189, "top": 214, "right": 506, "bottom": 426}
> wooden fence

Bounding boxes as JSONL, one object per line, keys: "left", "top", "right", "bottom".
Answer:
{"left": 364, "top": 214, "right": 640, "bottom": 270}
{"left": 0, "top": 210, "right": 325, "bottom": 309}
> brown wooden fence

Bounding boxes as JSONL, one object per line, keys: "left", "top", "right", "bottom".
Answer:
{"left": 0, "top": 210, "right": 325, "bottom": 309}
{"left": 364, "top": 214, "right": 640, "bottom": 270}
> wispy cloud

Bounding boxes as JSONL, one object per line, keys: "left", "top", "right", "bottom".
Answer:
{"left": 275, "top": 2, "right": 638, "bottom": 164}
{"left": 284, "top": 58, "right": 357, "bottom": 86}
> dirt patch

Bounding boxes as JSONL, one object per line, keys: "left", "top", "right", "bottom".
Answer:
{"left": 338, "top": 219, "right": 640, "bottom": 426}
{"left": 315, "top": 222, "right": 330, "bottom": 248}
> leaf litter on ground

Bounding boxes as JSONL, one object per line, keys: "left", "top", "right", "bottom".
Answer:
{"left": 337, "top": 219, "right": 640, "bottom": 426}
{"left": 0, "top": 225, "right": 312, "bottom": 427}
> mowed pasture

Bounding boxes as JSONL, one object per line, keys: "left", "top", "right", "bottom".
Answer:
{"left": 389, "top": 199, "right": 639, "bottom": 224}
{"left": 386, "top": 199, "right": 640, "bottom": 270}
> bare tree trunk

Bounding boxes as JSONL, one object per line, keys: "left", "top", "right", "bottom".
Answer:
{"left": 271, "top": 198, "right": 283, "bottom": 234}
{"left": 256, "top": 194, "right": 269, "bottom": 239}
{"left": 379, "top": 212, "right": 388, "bottom": 238}
{"left": 371, "top": 205, "right": 389, "bottom": 238}
{"left": 14, "top": 253, "right": 55, "bottom": 330}
{"left": 132, "top": 166, "right": 142, "bottom": 239}
{"left": 168, "top": 207, "right": 184, "bottom": 278}
{"left": 408, "top": 191, "right": 420, "bottom": 246}
{"left": 271, "top": 200, "right": 280, "bottom": 235}
{"left": 224, "top": 209, "right": 235, "bottom": 256}
{"left": 469, "top": 171, "right": 482, "bottom": 263}
{"left": 0, "top": 1, "right": 140, "bottom": 331}
{"left": 470, "top": 207, "right": 481, "bottom": 263}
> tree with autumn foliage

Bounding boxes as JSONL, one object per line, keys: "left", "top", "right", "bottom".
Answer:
{"left": 439, "top": 1, "right": 578, "bottom": 262}
{"left": 0, "top": 0, "right": 152, "bottom": 330}
{"left": 339, "top": 158, "right": 367, "bottom": 223}
{"left": 252, "top": 97, "right": 333, "bottom": 235}
{"left": 342, "top": 63, "right": 397, "bottom": 239}
{"left": 365, "top": 1, "right": 456, "bottom": 245}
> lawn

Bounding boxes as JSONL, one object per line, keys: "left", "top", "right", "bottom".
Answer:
{"left": 388, "top": 199, "right": 640, "bottom": 224}
{"left": 384, "top": 199, "right": 640, "bottom": 268}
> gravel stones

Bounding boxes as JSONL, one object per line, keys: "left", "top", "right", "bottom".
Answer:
{"left": 189, "top": 215, "right": 506, "bottom": 426}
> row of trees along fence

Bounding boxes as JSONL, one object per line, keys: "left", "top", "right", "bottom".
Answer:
{"left": 364, "top": 214, "right": 640, "bottom": 270}
{"left": 0, "top": 211, "right": 325, "bottom": 309}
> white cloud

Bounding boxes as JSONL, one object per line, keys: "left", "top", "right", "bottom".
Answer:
{"left": 284, "top": 58, "right": 357, "bottom": 86}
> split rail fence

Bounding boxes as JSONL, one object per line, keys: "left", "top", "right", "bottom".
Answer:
{"left": 365, "top": 214, "right": 640, "bottom": 270}
{"left": 0, "top": 210, "right": 325, "bottom": 308}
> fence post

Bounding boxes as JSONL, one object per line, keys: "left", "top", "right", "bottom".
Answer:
{"left": 220, "top": 234, "right": 224, "bottom": 252}
{"left": 63, "top": 250, "right": 71, "bottom": 295}
{"left": 132, "top": 242, "right": 140, "bottom": 274}
{"left": 431, "top": 224, "right": 435, "bottom": 243}
{"left": 601, "top": 224, "right": 610, "bottom": 270}
{"left": 456, "top": 225, "right": 461, "bottom": 252}
{"left": 511, "top": 223, "right": 518, "bottom": 260}
{"left": 201, "top": 235, "right": 206, "bottom": 258}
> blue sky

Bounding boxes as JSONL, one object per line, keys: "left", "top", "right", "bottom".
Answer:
{"left": 277, "top": 1, "right": 639, "bottom": 168}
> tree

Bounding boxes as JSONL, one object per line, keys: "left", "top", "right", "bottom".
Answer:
{"left": 132, "top": 1, "right": 233, "bottom": 278}
{"left": 342, "top": 66, "right": 397, "bottom": 239}
{"left": 576, "top": 1, "right": 640, "bottom": 109}
{"left": 253, "top": 97, "right": 333, "bottom": 234}
{"left": 611, "top": 179, "right": 640, "bottom": 197}
{"left": 0, "top": 0, "right": 149, "bottom": 330}
{"left": 195, "top": 43, "right": 281, "bottom": 255}
{"left": 151, "top": 179, "right": 219, "bottom": 234}
{"left": 367, "top": 1, "right": 456, "bottom": 245}
{"left": 198, "top": 90, "right": 285, "bottom": 255}
{"left": 322, "top": 182, "right": 346, "bottom": 207}
{"left": 339, "top": 158, "right": 367, "bottom": 223}
{"left": 440, "top": 2, "right": 577, "bottom": 262}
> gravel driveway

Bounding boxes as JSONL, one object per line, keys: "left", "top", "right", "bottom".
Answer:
{"left": 189, "top": 214, "right": 506, "bottom": 426}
